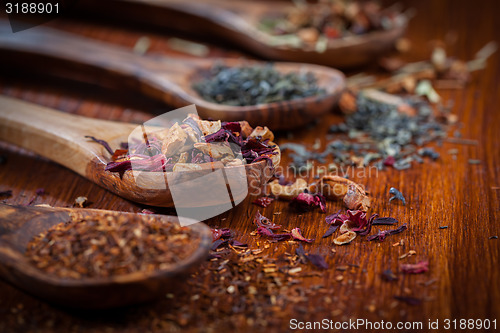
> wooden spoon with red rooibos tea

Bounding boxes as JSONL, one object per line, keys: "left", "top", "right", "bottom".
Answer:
{"left": 0, "top": 203, "right": 212, "bottom": 308}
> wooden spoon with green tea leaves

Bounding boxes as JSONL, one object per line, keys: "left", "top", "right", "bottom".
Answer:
{"left": 0, "top": 20, "right": 345, "bottom": 130}
{"left": 75, "top": 0, "right": 408, "bottom": 68}
{"left": 0, "top": 96, "right": 279, "bottom": 207}
{"left": 0, "top": 203, "right": 212, "bottom": 308}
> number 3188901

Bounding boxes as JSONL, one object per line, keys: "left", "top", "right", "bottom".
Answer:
{"left": 6, "top": 3, "right": 59, "bottom": 14}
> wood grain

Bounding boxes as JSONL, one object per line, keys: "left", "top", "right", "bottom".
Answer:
{"left": 0, "top": 0, "right": 499, "bottom": 331}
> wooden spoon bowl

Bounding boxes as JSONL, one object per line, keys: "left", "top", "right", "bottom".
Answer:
{"left": 0, "top": 204, "right": 212, "bottom": 308}
{"left": 76, "top": 0, "right": 408, "bottom": 68}
{"left": 0, "top": 96, "right": 279, "bottom": 207}
{"left": 0, "top": 20, "right": 345, "bottom": 130}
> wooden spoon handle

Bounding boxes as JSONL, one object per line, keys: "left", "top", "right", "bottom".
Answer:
{"left": 0, "top": 96, "right": 134, "bottom": 176}
{"left": 0, "top": 20, "right": 193, "bottom": 103}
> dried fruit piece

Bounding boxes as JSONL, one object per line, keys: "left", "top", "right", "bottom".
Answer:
{"left": 194, "top": 142, "right": 234, "bottom": 160}
{"left": 333, "top": 230, "right": 357, "bottom": 245}
{"left": 161, "top": 122, "right": 187, "bottom": 157}
{"left": 343, "top": 184, "right": 371, "bottom": 211}
{"left": 268, "top": 178, "right": 308, "bottom": 200}
{"left": 196, "top": 119, "right": 221, "bottom": 136}
{"left": 249, "top": 126, "right": 274, "bottom": 142}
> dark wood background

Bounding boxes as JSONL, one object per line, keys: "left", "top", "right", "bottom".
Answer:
{"left": 0, "top": 0, "right": 499, "bottom": 332}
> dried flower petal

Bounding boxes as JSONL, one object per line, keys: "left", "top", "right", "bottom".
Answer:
{"left": 290, "top": 228, "right": 314, "bottom": 243}
{"left": 400, "top": 260, "right": 429, "bottom": 274}
{"left": 252, "top": 197, "right": 274, "bottom": 208}
{"left": 295, "top": 244, "right": 329, "bottom": 269}
{"left": 85, "top": 136, "right": 114, "bottom": 155}
{"left": 333, "top": 230, "right": 357, "bottom": 245}
{"left": 372, "top": 217, "right": 398, "bottom": 225}
{"left": 256, "top": 226, "right": 292, "bottom": 241}
{"left": 211, "top": 228, "right": 232, "bottom": 242}
{"left": 253, "top": 211, "right": 281, "bottom": 230}
{"left": 367, "top": 223, "right": 407, "bottom": 242}
{"left": 74, "top": 196, "right": 88, "bottom": 208}
{"left": 306, "top": 253, "right": 329, "bottom": 270}
{"left": 289, "top": 192, "right": 326, "bottom": 213}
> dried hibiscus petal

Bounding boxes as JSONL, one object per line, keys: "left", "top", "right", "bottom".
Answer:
{"left": 85, "top": 136, "right": 114, "bottom": 155}
{"left": 253, "top": 211, "right": 281, "bottom": 230}
{"left": 306, "top": 253, "right": 329, "bottom": 270}
{"left": 211, "top": 228, "right": 232, "bottom": 242}
{"left": 372, "top": 217, "right": 398, "bottom": 225}
{"left": 367, "top": 223, "right": 407, "bottom": 242}
{"left": 256, "top": 226, "right": 291, "bottom": 241}
{"left": 252, "top": 197, "right": 274, "bottom": 208}
{"left": 291, "top": 228, "right": 314, "bottom": 243}
{"left": 289, "top": 192, "right": 326, "bottom": 213}
{"left": 400, "top": 260, "right": 429, "bottom": 274}
{"left": 296, "top": 244, "right": 328, "bottom": 269}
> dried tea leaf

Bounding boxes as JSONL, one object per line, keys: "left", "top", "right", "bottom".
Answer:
{"left": 389, "top": 187, "right": 406, "bottom": 205}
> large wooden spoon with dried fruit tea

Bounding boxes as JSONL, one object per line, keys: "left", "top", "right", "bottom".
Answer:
{"left": 0, "top": 96, "right": 279, "bottom": 207}
{"left": 0, "top": 203, "right": 212, "bottom": 308}
{"left": 0, "top": 20, "right": 345, "bottom": 130}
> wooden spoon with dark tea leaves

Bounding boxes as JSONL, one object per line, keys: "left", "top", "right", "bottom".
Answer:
{"left": 0, "top": 203, "right": 212, "bottom": 308}
{"left": 0, "top": 96, "right": 278, "bottom": 207}
{"left": 0, "top": 20, "right": 345, "bottom": 130}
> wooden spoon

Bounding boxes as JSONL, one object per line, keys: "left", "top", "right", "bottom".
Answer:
{"left": 0, "top": 20, "right": 345, "bottom": 130}
{"left": 75, "top": 0, "right": 408, "bottom": 68}
{"left": 0, "top": 96, "right": 278, "bottom": 207}
{"left": 0, "top": 203, "right": 212, "bottom": 308}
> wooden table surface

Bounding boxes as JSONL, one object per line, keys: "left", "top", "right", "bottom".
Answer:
{"left": 0, "top": 0, "right": 499, "bottom": 332}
